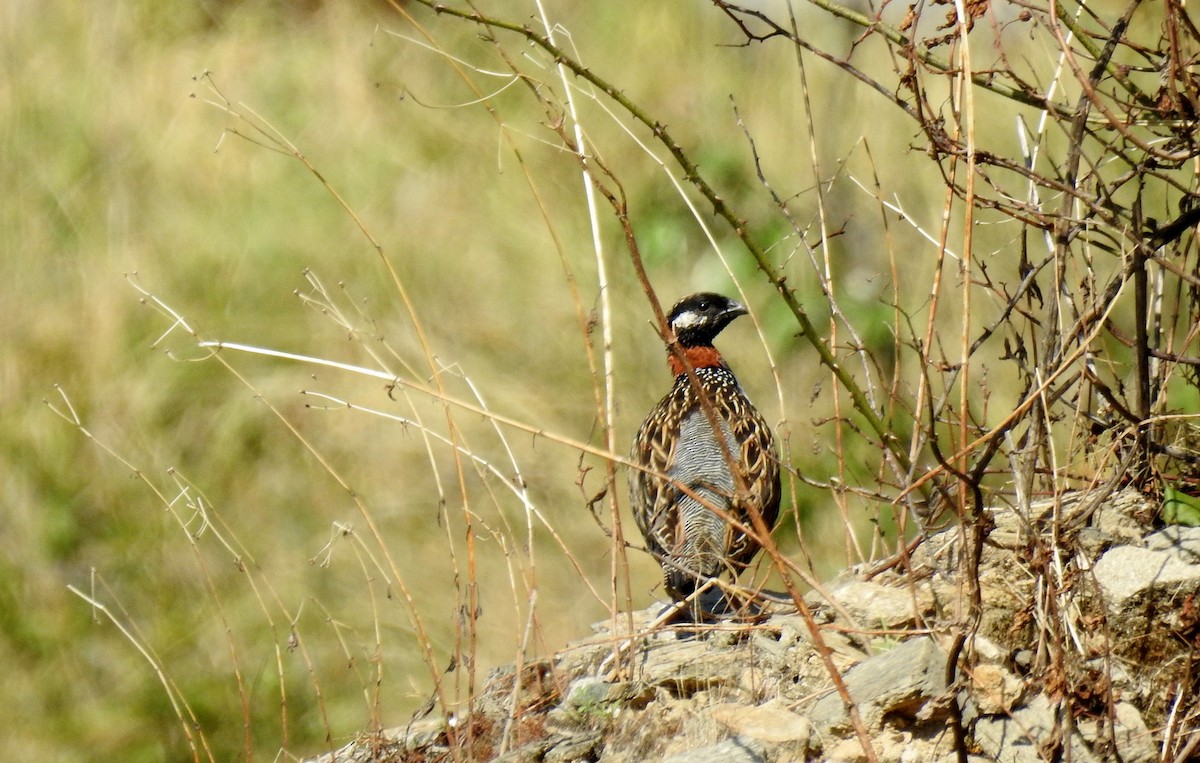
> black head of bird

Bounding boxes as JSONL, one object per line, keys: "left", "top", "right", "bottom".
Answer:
{"left": 666, "top": 292, "right": 749, "bottom": 349}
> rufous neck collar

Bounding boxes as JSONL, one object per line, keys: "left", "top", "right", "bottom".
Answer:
{"left": 668, "top": 345, "right": 725, "bottom": 376}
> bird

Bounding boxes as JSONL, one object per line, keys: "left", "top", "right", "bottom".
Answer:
{"left": 629, "top": 292, "right": 781, "bottom": 619}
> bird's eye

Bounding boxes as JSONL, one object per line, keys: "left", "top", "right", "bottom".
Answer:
{"left": 697, "top": 299, "right": 711, "bottom": 311}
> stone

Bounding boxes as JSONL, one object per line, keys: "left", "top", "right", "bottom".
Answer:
{"left": 1075, "top": 702, "right": 1156, "bottom": 763}
{"left": 1091, "top": 490, "right": 1157, "bottom": 541}
{"left": 809, "top": 636, "right": 948, "bottom": 732}
{"left": 973, "top": 694, "right": 1074, "bottom": 763}
{"left": 1092, "top": 545, "right": 1200, "bottom": 605}
{"left": 658, "top": 737, "right": 764, "bottom": 763}
{"left": 564, "top": 677, "right": 625, "bottom": 710}
{"left": 828, "top": 579, "right": 923, "bottom": 629}
{"left": 822, "top": 737, "right": 873, "bottom": 763}
{"left": 639, "top": 640, "right": 742, "bottom": 693}
{"left": 974, "top": 693, "right": 1121, "bottom": 763}
{"left": 401, "top": 717, "right": 445, "bottom": 750}
{"left": 308, "top": 489, "right": 1187, "bottom": 763}
{"left": 970, "top": 663, "right": 1024, "bottom": 714}
{"left": 710, "top": 699, "right": 811, "bottom": 744}
{"left": 973, "top": 694, "right": 1156, "bottom": 763}
{"left": 1145, "top": 526, "right": 1200, "bottom": 563}
{"left": 543, "top": 731, "right": 601, "bottom": 762}
{"left": 494, "top": 739, "right": 554, "bottom": 762}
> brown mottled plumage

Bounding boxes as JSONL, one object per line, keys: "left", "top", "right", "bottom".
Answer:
{"left": 629, "top": 293, "right": 781, "bottom": 615}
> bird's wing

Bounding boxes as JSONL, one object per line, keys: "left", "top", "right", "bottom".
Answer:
{"left": 629, "top": 394, "right": 684, "bottom": 561}
{"left": 721, "top": 390, "right": 782, "bottom": 569}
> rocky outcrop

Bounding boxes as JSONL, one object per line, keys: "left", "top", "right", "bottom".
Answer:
{"left": 310, "top": 489, "right": 1200, "bottom": 762}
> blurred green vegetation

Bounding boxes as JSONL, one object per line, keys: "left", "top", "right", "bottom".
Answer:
{"left": 1, "top": 0, "right": 1142, "bottom": 760}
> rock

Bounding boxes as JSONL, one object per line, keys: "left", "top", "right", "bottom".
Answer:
{"left": 494, "top": 739, "right": 554, "bottom": 762}
{"left": 658, "top": 737, "right": 764, "bottom": 763}
{"left": 974, "top": 694, "right": 1075, "bottom": 763}
{"left": 1092, "top": 544, "right": 1200, "bottom": 605}
{"left": 821, "top": 729, "right": 973, "bottom": 763}
{"left": 973, "top": 694, "right": 1156, "bottom": 763}
{"left": 305, "top": 720, "right": 439, "bottom": 762}
{"left": 564, "top": 677, "right": 626, "bottom": 710}
{"left": 824, "top": 736, "right": 874, "bottom": 762}
{"left": 543, "top": 731, "right": 601, "bottom": 762}
{"left": 821, "top": 629, "right": 871, "bottom": 663}
{"left": 809, "top": 636, "right": 948, "bottom": 732}
{"left": 400, "top": 716, "right": 445, "bottom": 750}
{"left": 1090, "top": 490, "right": 1158, "bottom": 542}
{"left": 639, "top": 639, "right": 743, "bottom": 694}
{"left": 1145, "top": 525, "right": 1200, "bottom": 563}
{"left": 1108, "top": 702, "right": 1156, "bottom": 763}
{"left": 710, "top": 699, "right": 811, "bottom": 744}
{"left": 308, "top": 489, "right": 1190, "bottom": 763}
{"left": 970, "top": 663, "right": 1024, "bottom": 714}
{"left": 826, "top": 579, "right": 923, "bottom": 629}
{"left": 1073, "top": 701, "right": 1155, "bottom": 763}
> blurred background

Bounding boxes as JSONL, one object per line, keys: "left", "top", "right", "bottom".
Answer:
{"left": 3, "top": 1, "right": 992, "bottom": 760}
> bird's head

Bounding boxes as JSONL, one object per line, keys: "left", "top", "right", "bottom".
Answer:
{"left": 666, "top": 292, "right": 748, "bottom": 348}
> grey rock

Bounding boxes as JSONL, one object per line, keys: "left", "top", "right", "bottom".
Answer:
{"left": 543, "top": 731, "right": 602, "bottom": 762}
{"left": 1093, "top": 544, "right": 1200, "bottom": 605}
{"left": 308, "top": 489, "right": 1185, "bottom": 763}
{"left": 494, "top": 739, "right": 554, "bottom": 763}
{"left": 710, "top": 699, "right": 811, "bottom": 745}
{"left": 1076, "top": 702, "right": 1156, "bottom": 763}
{"left": 1145, "top": 525, "right": 1200, "bottom": 563}
{"left": 640, "top": 639, "right": 742, "bottom": 693}
{"left": 1089, "top": 490, "right": 1157, "bottom": 543}
{"left": 809, "top": 636, "right": 948, "bottom": 732}
{"left": 974, "top": 695, "right": 1155, "bottom": 763}
{"left": 564, "top": 677, "right": 625, "bottom": 710}
{"left": 658, "top": 736, "right": 764, "bottom": 763}
{"left": 827, "top": 579, "right": 923, "bottom": 629}
{"left": 305, "top": 720, "right": 443, "bottom": 762}
{"left": 969, "top": 663, "right": 1024, "bottom": 715}
{"left": 400, "top": 716, "right": 446, "bottom": 750}
{"left": 973, "top": 694, "right": 1087, "bottom": 763}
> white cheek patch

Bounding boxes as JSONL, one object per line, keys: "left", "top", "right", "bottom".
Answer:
{"left": 671, "top": 310, "right": 705, "bottom": 331}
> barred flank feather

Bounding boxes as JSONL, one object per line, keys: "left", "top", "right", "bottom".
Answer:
{"left": 629, "top": 293, "right": 781, "bottom": 616}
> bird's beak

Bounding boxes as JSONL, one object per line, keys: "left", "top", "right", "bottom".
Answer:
{"left": 726, "top": 300, "right": 748, "bottom": 319}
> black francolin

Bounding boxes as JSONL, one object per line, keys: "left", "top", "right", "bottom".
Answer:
{"left": 629, "top": 292, "right": 781, "bottom": 617}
